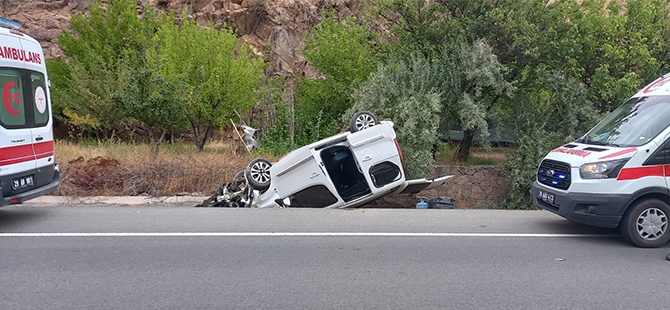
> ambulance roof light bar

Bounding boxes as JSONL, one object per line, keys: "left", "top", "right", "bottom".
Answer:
{"left": 0, "top": 17, "right": 22, "bottom": 30}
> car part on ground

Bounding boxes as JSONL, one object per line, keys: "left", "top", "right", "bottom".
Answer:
{"left": 196, "top": 173, "right": 251, "bottom": 208}
{"left": 427, "top": 196, "right": 455, "bottom": 209}
{"left": 241, "top": 125, "right": 260, "bottom": 150}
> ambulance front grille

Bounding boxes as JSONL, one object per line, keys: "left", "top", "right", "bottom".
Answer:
{"left": 537, "top": 159, "right": 571, "bottom": 190}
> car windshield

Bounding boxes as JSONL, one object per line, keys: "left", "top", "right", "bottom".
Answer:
{"left": 582, "top": 96, "right": 670, "bottom": 147}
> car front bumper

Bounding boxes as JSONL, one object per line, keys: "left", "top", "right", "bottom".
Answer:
{"left": 532, "top": 181, "right": 626, "bottom": 228}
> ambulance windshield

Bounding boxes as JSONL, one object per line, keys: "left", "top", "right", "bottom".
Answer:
{"left": 582, "top": 96, "right": 670, "bottom": 147}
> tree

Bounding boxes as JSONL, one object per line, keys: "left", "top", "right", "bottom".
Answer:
{"left": 374, "top": 0, "right": 451, "bottom": 58}
{"left": 503, "top": 70, "right": 598, "bottom": 208}
{"left": 262, "top": 12, "right": 380, "bottom": 153}
{"left": 300, "top": 12, "right": 379, "bottom": 127}
{"left": 51, "top": 0, "right": 146, "bottom": 138}
{"left": 113, "top": 9, "right": 188, "bottom": 155}
{"left": 347, "top": 56, "right": 441, "bottom": 178}
{"left": 434, "top": 41, "right": 514, "bottom": 160}
{"left": 152, "top": 12, "right": 265, "bottom": 151}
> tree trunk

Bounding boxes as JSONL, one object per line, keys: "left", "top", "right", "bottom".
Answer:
{"left": 196, "top": 123, "right": 212, "bottom": 152}
{"left": 149, "top": 129, "right": 167, "bottom": 157}
{"left": 454, "top": 130, "right": 475, "bottom": 161}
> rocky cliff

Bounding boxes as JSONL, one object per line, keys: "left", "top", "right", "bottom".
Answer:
{"left": 0, "top": 0, "right": 364, "bottom": 77}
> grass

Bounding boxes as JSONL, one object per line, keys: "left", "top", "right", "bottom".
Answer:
{"left": 55, "top": 139, "right": 280, "bottom": 197}
{"left": 434, "top": 143, "right": 509, "bottom": 166}
{"left": 54, "top": 139, "right": 509, "bottom": 197}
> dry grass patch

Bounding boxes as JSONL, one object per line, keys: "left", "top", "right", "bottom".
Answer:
{"left": 55, "top": 140, "right": 280, "bottom": 196}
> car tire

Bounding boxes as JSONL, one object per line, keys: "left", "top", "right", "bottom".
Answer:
{"left": 245, "top": 158, "right": 272, "bottom": 192}
{"left": 620, "top": 198, "right": 670, "bottom": 248}
{"left": 349, "top": 111, "right": 379, "bottom": 132}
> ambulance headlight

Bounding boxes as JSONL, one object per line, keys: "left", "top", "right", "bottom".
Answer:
{"left": 579, "top": 159, "right": 629, "bottom": 179}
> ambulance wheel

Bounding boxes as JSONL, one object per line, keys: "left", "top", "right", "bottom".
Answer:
{"left": 350, "top": 111, "right": 379, "bottom": 132}
{"left": 245, "top": 158, "right": 272, "bottom": 192}
{"left": 620, "top": 198, "right": 670, "bottom": 248}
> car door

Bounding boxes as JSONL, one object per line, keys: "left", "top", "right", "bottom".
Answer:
{"left": 20, "top": 38, "right": 55, "bottom": 189}
{"left": 0, "top": 33, "right": 36, "bottom": 197}
{"left": 395, "top": 175, "right": 454, "bottom": 195}
{"left": 346, "top": 125, "right": 399, "bottom": 195}
{"left": 270, "top": 146, "right": 341, "bottom": 207}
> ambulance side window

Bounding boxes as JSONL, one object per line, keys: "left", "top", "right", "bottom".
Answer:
{"left": 0, "top": 69, "right": 26, "bottom": 128}
{"left": 644, "top": 139, "right": 670, "bottom": 166}
{"left": 31, "top": 73, "right": 49, "bottom": 126}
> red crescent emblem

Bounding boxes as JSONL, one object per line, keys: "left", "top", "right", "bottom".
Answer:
{"left": 3, "top": 82, "right": 20, "bottom": 115}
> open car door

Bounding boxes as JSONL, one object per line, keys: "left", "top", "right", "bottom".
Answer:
{"left": 394, "top": 175, "right": 453, "bottom": 194}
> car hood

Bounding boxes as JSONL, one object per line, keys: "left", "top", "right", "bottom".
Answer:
{"left": 544, "top": 143, "right": 640, "bottom": 167}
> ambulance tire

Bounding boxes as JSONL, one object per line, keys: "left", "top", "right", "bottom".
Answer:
{"left": 349, "top": 111, "right": 379, "bottom": 133}
{"left": 245, "top": 158, "right": 272, "bottom": 192}
{"left": 620, "top": 198, "right": 670, "bottom": 248}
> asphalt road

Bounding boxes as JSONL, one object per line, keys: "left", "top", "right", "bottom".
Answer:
{"left": 0, "top": 205, "right": 669, "bottom": 310}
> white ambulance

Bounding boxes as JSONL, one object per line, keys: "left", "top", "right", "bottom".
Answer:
{"left": 533, "top": 74, "right": 670, "bottom": 247}
{"left": 0, "top": 18, "right": 59, "bottom": 206}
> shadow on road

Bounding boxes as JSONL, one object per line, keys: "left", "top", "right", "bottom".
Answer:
{"left": 0, "top": 207, "right": 50, "bottom": 231}
{"left": 535, "top": 217, "right": 619, "bottom": 235}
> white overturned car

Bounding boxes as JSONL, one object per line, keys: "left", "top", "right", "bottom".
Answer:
{"left": 204, "top": 111, "right": 452, "bottom": 208}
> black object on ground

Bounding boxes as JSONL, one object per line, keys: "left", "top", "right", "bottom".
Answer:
{"left": 196, "top": 182, "right": 247, "bottom": 208}
{"left": 428, "top": 196, "right": 455, "bottom": 209}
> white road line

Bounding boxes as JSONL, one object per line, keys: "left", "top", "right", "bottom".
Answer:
{"left": 0, "top": 232, "right": 616, "bottom": 238}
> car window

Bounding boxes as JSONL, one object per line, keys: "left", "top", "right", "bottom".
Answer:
{"left": 644, "top": 137, "right": 670, "bottom": 165}
{"left": 290, "top": 185, "right": 338, "bottom": 208}
{"left": 0, "top": 68, "right": 26, "bottom": 127}
{"left": 370, "top": 161, "right": 401, "bottom": 188}
{"left": 0, "top": 68, "right": 49, "bottom": 129}
{"left": 31, "top": 72, "right": 49, "bottom": 126}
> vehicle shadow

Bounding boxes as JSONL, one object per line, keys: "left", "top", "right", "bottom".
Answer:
{"left": 539, "top": 217, "right": 670, "bottom": 249}
{"left": 536, "top": 217, "right": 619, "bottom": 235}
{"left": 0, "top": 207, "right": 50, "bottom": 231}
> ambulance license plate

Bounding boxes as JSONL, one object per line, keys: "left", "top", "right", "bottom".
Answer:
{"left": 537, "top": 190, "right": 555, "bottom": 205}
{"left": 12, "top": 176, "right": 34, "bottom": 190}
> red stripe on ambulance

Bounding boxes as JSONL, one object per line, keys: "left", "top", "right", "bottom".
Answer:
{"left": 33, "top": 141, "right": 54, "bottom": 155}
{"left": 617, "top": 166, "right": 665, "bottom": 180}
{"left": 599, "top": 147, "right": 637, "bottom": 160}
{"left": 0, "top": 141, "right": 54, "bottom": 166}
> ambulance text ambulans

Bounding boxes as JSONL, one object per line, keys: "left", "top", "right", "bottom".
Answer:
{"left": 534, "top": 74, "right": 670, "bottom": 247}
{"left": 0, "top": 18, "right": 59, "bottom": 206}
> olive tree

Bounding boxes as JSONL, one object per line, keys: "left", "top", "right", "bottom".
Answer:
{"left": 347, "top": 56, "right": 441, "bottom": 178}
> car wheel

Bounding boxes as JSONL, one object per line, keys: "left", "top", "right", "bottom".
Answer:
{"left": 349, "top": 111, "right": 379, "bottom": 132}
{"left": 245, "top": 158, "right": 272, "bottom": 192}
{"left": 620, "top": 198, "right": 670, "bottom": 248}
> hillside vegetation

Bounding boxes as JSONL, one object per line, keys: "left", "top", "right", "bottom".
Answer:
{"left": 46, "top": 0, "right": 670, "bottom": 208}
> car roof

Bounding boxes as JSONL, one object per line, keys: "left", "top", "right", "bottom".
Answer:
{"left": 0, "top": 27, "right": 39, "bottom": 44}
